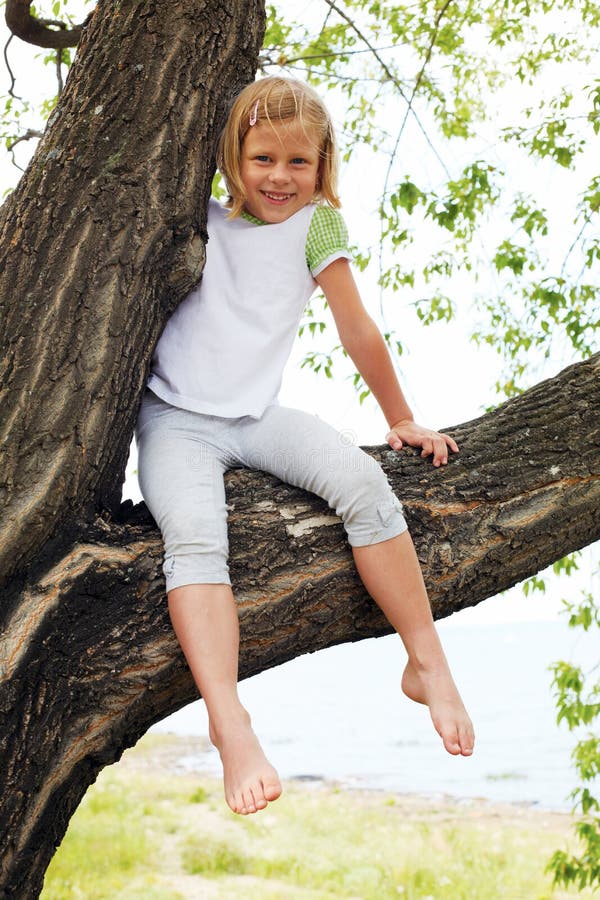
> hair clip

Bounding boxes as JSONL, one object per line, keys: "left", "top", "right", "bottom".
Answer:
{"left": 249, "top": 99, "right": 259, "bottom": 127}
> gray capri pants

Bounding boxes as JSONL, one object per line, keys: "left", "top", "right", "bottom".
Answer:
{"left": 135, "top": 388, "right": 407, "bottom": 592}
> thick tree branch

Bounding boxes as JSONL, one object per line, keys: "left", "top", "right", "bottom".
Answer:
{"left": 1, "top": 353, "right": 598, "bottom": 898}
{"left": 5, "top": 0, "right": 89, "bottom": 48}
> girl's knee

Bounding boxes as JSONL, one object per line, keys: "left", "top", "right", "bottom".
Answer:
{"left": 162, "top": 545, "right": 231, "bottom": 592}
{"left": 337, "top": 455, "right": 408, "bottom": 546}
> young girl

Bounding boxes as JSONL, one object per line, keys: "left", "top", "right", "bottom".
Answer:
{"left": 135, "top": 76, "right": 474, "bottom": 817}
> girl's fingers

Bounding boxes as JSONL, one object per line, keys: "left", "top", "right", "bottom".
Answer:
{"left": 434, "top": 443, "right": 448, "bottom": 466}
{"left": 388, "top": 427, "right": 459, "bottom": 463}
{"left": 427, "top": 436, "right": 452, "bottom": 466}
{"left": 426, "top": 439, "right": 443, "bottom": 466}
{"left": 440, "top": 432, "right": 459, "bottom": 453}
{"left": 430, "top": 433, "right": 458, "bottom": 463}
{"left": 420, "top": 438, "right": 433, "bottom": 458}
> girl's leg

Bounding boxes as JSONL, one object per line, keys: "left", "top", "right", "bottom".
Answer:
{"left": 352, "top": 533, "right": 474, "bottom": 756}
{"left": 168, "top": 583, "right": 282, "bottom": 814}
{"left": 135, "top": 393, "right": 281, "bottom": 815}
{"left": 236, "top": 404, "right": 473, "bottom": 757}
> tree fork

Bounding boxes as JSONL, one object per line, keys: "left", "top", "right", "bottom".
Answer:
{"left": 0, "top": 353, "right": 598, "bottom": 898}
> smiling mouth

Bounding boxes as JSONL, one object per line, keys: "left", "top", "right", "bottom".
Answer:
{"left": 261, "top": 191, "right": 294, "bottom": 202}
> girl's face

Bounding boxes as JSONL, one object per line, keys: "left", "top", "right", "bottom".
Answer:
{"left": 240, "top": 118, "right": 321, "bottom": 224}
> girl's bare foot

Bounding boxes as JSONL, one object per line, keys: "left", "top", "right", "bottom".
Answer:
{"left": 209, "top": 711, "right": 282, "bottom": 815}
{"left": 401, "top": 659, "right": 475, "bottom": 756}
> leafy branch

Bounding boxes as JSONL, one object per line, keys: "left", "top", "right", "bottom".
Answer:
{"left": 547, "top": 580, "right": 600, "bottom": 891}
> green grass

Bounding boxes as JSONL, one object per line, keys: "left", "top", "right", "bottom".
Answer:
{"left": 41, "top": 772, "right": 168, "bottom": 899}
{"left": 41, "top": 733, "right": 596, "bottom": 899}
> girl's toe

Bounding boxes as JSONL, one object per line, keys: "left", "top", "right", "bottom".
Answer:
{"left": 242, "top": 789, "right": 256, "bottom": 814}
{"left": 227, "top": 792, "right": 241, "bottom": 814}
{"left": 460, "top": 725, "right": 475, "bottom": 755}
{"left": 263, "top": 778, "right": 282, "bottom": 801}
{"left": 254, "top": 791, "right": 268, "bottom": 810}
{"left": 442, "top": 725, "right": 461, "bottom": 755}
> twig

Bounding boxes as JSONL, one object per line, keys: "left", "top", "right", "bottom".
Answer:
{"left": 321, "top": 0, "right": 449, "bottom": 192}
{"left": 56, "top": 48, "right": 64, "bottom": 94}
{"left": 7, "top": 128, "right": 44, "bottom": 151}
{"left": 271, "top": 44, "right": 402, "bottom": 66}
{"left": 4, "top": 33, "right": 21, "bottom": 100}
{"left": 321, "top": 0, "right": 411, "bottom": 103}
{"left": 307, "top": 5, "right": 333, "bottom": 82}
{"left": 378, "top": 0, "right": 455, "bottom": 319}
{"left": 560, "top": 216, "right": 592, "bottom": 281}
{"left": 264, "top": 59, "right": 399, "bottom": 88}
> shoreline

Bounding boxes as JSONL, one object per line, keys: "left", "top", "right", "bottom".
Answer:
{"left": 146, "top": 621, "right": 595, "bottom": 816}
{"left": 123, "top": 731, "right": 575, "bottom": 826}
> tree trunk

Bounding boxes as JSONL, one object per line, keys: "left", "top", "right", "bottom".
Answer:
{"left": 0, "top": 0, "right": 264, "bottom": 591}
{"left": 0, "top": 0, "right": 266, "bottom": 895}
{"left": 0, "top": 2, "right": 599, "bottom": 897}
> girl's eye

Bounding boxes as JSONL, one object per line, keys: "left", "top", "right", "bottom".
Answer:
{"left": 291, "top": 158, "right": 306, "bottom": 165}
{"left": 255, "top": 155, "right": 270, "bottom": 162}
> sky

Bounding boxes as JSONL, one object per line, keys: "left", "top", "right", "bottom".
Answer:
{"left": 1, "top": 2, "right": 597, "bottom": 625}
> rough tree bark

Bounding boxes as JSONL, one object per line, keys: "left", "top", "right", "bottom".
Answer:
{"left": 0, "top": 2, "right": 599, "bottom": 898}
{"left": 0, "top": 0, "right": 267, "bottom": 593}
{"left": 0, "top": 0, "right": 266, "bottom": 895}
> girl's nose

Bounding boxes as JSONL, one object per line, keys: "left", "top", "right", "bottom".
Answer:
{"left": 269, "top": 164, "right": 290, "bottom": 184}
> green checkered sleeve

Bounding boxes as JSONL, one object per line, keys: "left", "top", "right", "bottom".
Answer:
{"left": 306, "top": 205, "right": 352, "bottom": 276}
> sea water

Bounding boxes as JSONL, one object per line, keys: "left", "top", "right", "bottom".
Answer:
{"left": 150, "top": 618, "right": 598, "bottom": 810}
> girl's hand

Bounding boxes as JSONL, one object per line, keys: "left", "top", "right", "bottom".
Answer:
{"left": 386, "top": 419, "right": 459, "bottom": 467}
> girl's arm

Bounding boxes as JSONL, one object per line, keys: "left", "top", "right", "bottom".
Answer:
{"left": 315, "top": 259, "right": 458, "bottom": 467}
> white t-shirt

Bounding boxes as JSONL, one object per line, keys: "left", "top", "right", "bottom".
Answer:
{"left": 147, "top": 199, "right": 351, "bottom": 418}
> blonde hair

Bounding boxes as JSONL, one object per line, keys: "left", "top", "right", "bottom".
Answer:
{"left": 216, "top": 77, "right": 341, "bottom": 219}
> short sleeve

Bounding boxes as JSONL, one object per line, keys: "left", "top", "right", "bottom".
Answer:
{"left": 306, "top": 206, "right": 352, "bottom": 277}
